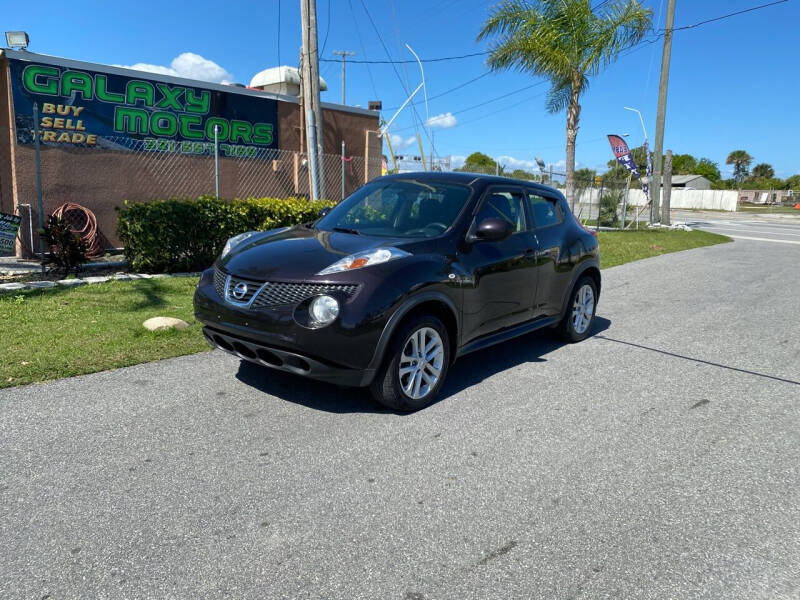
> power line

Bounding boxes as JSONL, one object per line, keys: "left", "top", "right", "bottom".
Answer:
{"left": 669, "top": 0, "right": 789, "bottom": 31}
{"left": 320, "top": 0, "right": 332, "bottom": 57}
{"left": 383, "top": 71, "right": 492, "bottom": 111}
{"left": 347, "top": 0, "right": 378, "bottom": 98}
{"left": 357, "top": 0, "right": 437, "bottom": 153}
{"left": 389, "top": 81, "right": 547, "bottom": 133}
{"left": 319, "top": 50, "right": 490, "bottom": 64}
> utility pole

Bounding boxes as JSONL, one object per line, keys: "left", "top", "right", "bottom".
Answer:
{"left": 650, "top": 0, "right": 675, "bottom": 224}
{"left": 332, "top": 50, "right": 354, "bottom": 105}
{"left": 300, "top": 0, "right": 325, "bottom": 199}
{"left": 662, "top": 149, "right": 673, "bottom": 226}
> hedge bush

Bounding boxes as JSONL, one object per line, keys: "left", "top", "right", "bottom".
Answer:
{"left": 117, "top": 195, "right": 334, "bottom": 273}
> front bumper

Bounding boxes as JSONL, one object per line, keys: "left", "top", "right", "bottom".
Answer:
{"left": 201, "top": 325, "right": 373, "bottom": 387}
{"left": 194, "top": 267, "right": 383, "bottom": 387}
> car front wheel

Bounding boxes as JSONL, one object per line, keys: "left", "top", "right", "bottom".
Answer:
{"left": 558, "top": 276, "right": 598, "bottom": 342}
{"left": 370, "top": 314, "right": 450, "bottom": 412}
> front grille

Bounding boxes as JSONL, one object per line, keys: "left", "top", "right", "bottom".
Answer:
{"left": 214, "top": 267, "right": 358, "bottom": 309}
{"left": 251, "top": 281, "right": 359, "bottom": 309}
{"left": 213, "top": 267, "right": 226, "bottom": 298}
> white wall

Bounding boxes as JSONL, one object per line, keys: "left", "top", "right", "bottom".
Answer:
{"left": 575, "top": 188, "right": 738, "bottom": 212}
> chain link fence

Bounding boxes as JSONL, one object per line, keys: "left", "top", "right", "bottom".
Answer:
{"left": 2, "top": 129, "right": 383, "bottom": 255}
{"left": 31, "top": 136, "right": 381, "bottom": 203}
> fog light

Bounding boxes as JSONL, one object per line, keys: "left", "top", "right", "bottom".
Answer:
{"left": 309, "top": 295, "right": 339, "bottom": 326}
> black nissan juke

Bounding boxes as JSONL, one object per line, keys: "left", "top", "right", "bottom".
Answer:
{"left": 194, "top": 172, "right": 600, "bottom": 411}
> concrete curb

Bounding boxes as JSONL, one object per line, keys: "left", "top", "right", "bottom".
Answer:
{"left": 0, "top": 272, "right": 202, "bottom": 294}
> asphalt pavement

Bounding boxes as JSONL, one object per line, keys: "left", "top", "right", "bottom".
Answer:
{"left": 1, "top": 237, "right": 798, "bottom": 599}
{"left": 674, "top": 209, "right": 800, "bottom": 245}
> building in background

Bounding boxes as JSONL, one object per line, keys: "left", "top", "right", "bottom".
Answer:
{"left": 0, "top": 49, "right": 381, "bottom": 257}
{"left": 665, "top": 175, "right": 712, "bottom": 190}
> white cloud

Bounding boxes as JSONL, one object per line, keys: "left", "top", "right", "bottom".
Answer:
{"left": 389, "top": 134, "right": 416, "bottom": 150}
{"left": 450, "top": 155, "right": 467, "bottom": 169}
{"left": 425, "top": 112, "right": 457, "bottom": 129}
{"left": 115, "top": 52, "right": 234, "bottom": 84}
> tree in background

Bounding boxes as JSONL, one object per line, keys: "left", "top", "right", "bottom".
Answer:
{"left": 478, "top": 0, "right": 651, "bottom": 209}
{"left": 510, "top": 168, "right": 539, "bottom": 181}
{"left": 751, "top": 163, "right": 775, "bottom": 180}
{"left": 671, "top": 154, "right": 697, "bottom": 175}
{"left": 726, "top": 150, "right": 753, "bottom": 187}
{"left": 458, "top": 151, "right": 499, "bottom": 174}
{"left": 784, "top": 174, "right": 800, "bottom": 190}
{"left": 693, "top": 158, "right": 721, "bottom": 182}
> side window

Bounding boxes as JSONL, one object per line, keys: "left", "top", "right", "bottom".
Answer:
{"left": 475, "top": 191, "right": 526, "bottom": 233}
{"left": 527, "top": 193, "right": 562, "bottom": 228}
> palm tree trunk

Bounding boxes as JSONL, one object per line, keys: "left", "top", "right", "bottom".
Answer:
{"left": 564, "top": 77, "right": 582, "bottom": 210}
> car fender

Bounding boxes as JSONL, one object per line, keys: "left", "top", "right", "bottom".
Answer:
{"left": 558, "top": 258, "right": 601, "bottom": 320}
{"left": 365, "top": 289, "right": 460, "bottom": 375}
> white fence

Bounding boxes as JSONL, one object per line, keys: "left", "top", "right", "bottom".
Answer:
{"left": 576, "top": 188, "right": 739, "bottom": 212}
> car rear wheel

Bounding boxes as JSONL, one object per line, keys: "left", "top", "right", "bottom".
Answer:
{"left": 370, "top": 314, "right": 450, "bottom": 412}
{"left": 558, "top": 276, "right": 598, "bottom": 343}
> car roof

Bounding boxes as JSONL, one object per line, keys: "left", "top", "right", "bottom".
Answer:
{"left": 378, "top": 171, "right": 562, "bottom": 196}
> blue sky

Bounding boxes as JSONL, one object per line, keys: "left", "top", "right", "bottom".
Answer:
{"left": 3, "top": 0, "right": 798, "bottom": 177}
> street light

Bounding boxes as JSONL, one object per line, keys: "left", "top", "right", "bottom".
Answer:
{"left": 405, "top": 44, "right": 431, "bottom": 170}
{"left": 5, "top": 31, "right": 29, "bottom": 49}
{"left": 623, "top": 106, "right": 648, "bottom": 141}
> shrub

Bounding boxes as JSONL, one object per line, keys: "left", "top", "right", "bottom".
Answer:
{"left": 598, "top": 193, "right": 621, "bottom": 227}
{"left": 42, "top": 214, "right": 89, "bottom": 275}
{"left": 117, "top": 195, "right": 334, "bottom": 273}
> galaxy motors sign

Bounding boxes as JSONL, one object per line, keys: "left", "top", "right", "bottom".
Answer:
{"left": 8, "top": 57, "right": 278, "bottom": 157}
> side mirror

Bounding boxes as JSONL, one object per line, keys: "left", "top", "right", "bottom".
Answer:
{"left": 319, "top": 206, "right": 331, "bottom": 218}
{"left": 474, "top": 218, "right": 512, "bottom": 242}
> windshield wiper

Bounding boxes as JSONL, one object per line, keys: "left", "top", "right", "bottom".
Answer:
{"left": 332, "top": 226, "right": 361, "bottom": 235}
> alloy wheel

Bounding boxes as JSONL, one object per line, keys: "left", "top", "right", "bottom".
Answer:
{"left": 572, "top": 283, "right": 595, "bottom": 335}
{"left": 399, "top": 327, "right": 444, "bottom": 400}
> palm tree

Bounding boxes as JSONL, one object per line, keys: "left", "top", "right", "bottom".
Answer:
{"left": 478, "top": 0, "right": 652, "bottom": 208}
{"left": 725, "top": 150, "right": 753, "bottom": 187}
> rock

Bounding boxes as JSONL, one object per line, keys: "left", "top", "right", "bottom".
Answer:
{"left": 83, "top": 276, "right": 111, "bottom": 284}
{"left": 113, "top": 273, "right": 133, "bottom": 281}
{"left": 143, "top": 317, "right": 190, "bottom": 332}
{"left": 0, "top": 282, "right": 26, "bottom": 292}
{"left": 26, "top": 280, "right": 56, "bottom": 289}
{"left": 130, "top": 273, "right": 153, "bottom": 279}
{"left": 56, "top": 279, "right": 86, "bottom": 287}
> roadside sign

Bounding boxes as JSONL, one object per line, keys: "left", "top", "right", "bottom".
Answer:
{"left": 0, "top": 212, "right": 22, "bottom": 256}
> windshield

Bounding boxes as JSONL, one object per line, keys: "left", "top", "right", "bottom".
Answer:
{"left": 316, "top": 179, "right": 471, "bottom": 238}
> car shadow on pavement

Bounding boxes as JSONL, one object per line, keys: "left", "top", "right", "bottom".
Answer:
{"left": 438, "top": 316, "right": 611, "bottom": 401}
{"left": 235, "top": 316, "right": 611, "bottom": 414}
{"left": 235, "top": 360, "right": 386, "bottom": 414}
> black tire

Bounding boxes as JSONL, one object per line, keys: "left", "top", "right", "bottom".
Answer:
{"left": 557, "top": 275, "right": 598, "bottom": 343}
{"left": 370, "top": 313, "right": 451, "bottom": 412}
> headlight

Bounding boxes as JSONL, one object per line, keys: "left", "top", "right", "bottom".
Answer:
{"left": 221, "top": 231, "right": 257, "bottom": 259}
{"left": 317, "top": 247, "right": 410, "bottom": 275}
{"left": 309, "top": 295, "right": 339, "bottom": 326}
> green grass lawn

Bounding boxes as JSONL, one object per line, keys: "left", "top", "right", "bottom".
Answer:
{"left": 737, "top": 204, "right": 799, "bottom": 214}
{"left": 598, "top": 229, "right": 731, "bottom": 269}
{"left": 1, "top": 277, "right": 208, "bottom": 389}
{"left": 1, "top": 229, "right": 731, "bottom": 389}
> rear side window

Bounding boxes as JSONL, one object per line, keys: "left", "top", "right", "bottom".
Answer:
{"left": 476, "top": 191, "right": 526, "bottom": 232}
{"left": 527, "top": 193, "right": 563, "bottom": 228}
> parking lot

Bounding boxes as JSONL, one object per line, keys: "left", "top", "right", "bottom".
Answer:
{"left": 1, "top": 237, "right": 798, "bottom": 599}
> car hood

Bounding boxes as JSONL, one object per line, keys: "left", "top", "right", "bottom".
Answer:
{"left": 219, "top": 226, "right": 420, "bottom": 281}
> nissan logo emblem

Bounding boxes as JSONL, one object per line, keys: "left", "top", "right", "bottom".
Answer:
{"left": 231, "top": 282, "right": 248, "bottom": 300}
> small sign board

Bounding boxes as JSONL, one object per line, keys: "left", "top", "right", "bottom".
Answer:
{"left": 0, "top": 212, "right": 22, "bottom": 255}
